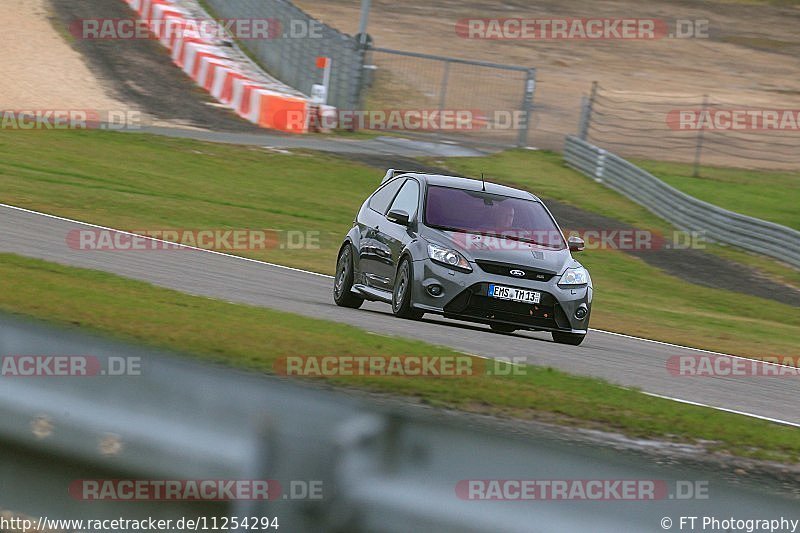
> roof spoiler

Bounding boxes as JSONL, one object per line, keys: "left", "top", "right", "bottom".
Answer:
{"left": 381, "top": 168, "right": 415, "bottom": 184}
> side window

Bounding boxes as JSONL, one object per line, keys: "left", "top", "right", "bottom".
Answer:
{"left": 368, "top": 178, "right": 404, "bottom": 214}
{"left": 388, "top": 179, "right": 420, "bottom": 219}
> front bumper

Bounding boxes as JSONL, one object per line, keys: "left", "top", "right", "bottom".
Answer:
{"left": 411, "top": 258, "right": 591, "bottom": 333}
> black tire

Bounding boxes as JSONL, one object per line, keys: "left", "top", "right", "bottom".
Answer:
{"left": 490, "top": 323, "right": 517, "bottom": 334}
{"left": 392, "top": 257, "right": 424, "bottom": 320}
{"left": 551, "top": 331, "right": 586, "bottom": 346}
{"left": 333, "top": 244, "right": 364, "bottom": 309}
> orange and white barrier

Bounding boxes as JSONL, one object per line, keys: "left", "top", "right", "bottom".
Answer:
{"left": 122, "top": 0, "right": 312, "bottom": 133}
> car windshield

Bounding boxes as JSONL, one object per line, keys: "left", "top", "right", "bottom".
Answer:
{"left": 424, "top": 185, "right": 566, "bottom": 249}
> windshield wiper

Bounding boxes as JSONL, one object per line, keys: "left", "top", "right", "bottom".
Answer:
{"left": 429, "top": 224, "right": 476, "bottom": 235}
{"left": 486, "top": 232, "right": 563, "bottom": 249}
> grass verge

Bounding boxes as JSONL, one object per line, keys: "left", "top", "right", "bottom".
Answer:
{"left": 632, "top": 158, "right": 799, "bottom": 230}
{"left": 0, "top": 130, "right": 798, "bottom": 359}
{"left": 1, "top": 252, "right": 797, "bottom": 463}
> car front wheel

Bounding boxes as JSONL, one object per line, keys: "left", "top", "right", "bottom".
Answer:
{"left": 392, "top": 257, "right": 424, "bottom": 320}
{"left": 551, "top": 331, "right": 586, "bottom": 346}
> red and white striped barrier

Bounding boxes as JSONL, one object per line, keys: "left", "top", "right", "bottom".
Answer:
{"left": 123, "top": 0, "right": 311, "bottom": 133}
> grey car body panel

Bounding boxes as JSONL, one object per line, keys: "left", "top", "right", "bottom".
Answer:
{"left": 339, "top": 173, "right": 592, "bottom": 334}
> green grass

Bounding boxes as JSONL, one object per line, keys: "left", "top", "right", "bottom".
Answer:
{"left": 2, "top": 252, "right": 798, "bottom": 463}
{"left": 0, "top": 130, "right": 370, "bottom": 274}
{"left": 0, "top": 130, "right": 798, "bottom": 360}
{"left": 633, "top": 159, "right": 800, "bottom": 230}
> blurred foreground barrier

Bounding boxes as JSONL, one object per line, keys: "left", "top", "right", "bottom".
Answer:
{"left": 564, "top": 135, "right": 800, "bottom": 268}
{"left": 0, "top": 315, "right": 796, "bottom": 532}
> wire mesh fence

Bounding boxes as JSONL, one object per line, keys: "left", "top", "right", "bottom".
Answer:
{"left": 199, "top": 0, "right": 537, "bottom": 147}
{"left": 580, "top": 83, "right": 800, "bottom": 171}
{"left": 200, "top": 0, "right": 364, "bottom": 111}
{"left": 363, "top": 47, "right": 536, "bottom": 146}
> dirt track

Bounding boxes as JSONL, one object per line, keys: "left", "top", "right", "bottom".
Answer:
{"left": 297, "top": 0, "right": 800, "bottom": 155}
{"left": 0, "top": 0, "right": 126, "bottom": 111}
{"left": 46, "top": 0, "right": 264, "bottom": 132}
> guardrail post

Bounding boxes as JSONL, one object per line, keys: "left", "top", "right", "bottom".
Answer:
{"left": 517, "top": 68, "right": 537, "bottom": 147}
{"left": 595, "top": 148, "right": 606, "bottom": 181}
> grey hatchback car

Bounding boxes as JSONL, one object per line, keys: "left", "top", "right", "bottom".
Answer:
{"left": 333, "top": 169, "right": 592, "bottom": 345}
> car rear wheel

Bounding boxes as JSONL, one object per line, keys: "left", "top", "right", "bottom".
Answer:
{"left": 333, "top": 244, "right": 364, "bottom": 309}
{"left": 551, "top": 331, "right": 586, "bottom": 346}
{"left": 392, "top": 257, "right": 424, "bottom": 320}
{"left": 490, "top": 323, "right": 517, "bottom": 334}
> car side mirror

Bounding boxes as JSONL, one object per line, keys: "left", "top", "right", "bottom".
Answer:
{"left": 386, "top": 209, "right": 410, "bottom": 226}
{"left": 568, "top": 235, "right": 585, "bottom": 252}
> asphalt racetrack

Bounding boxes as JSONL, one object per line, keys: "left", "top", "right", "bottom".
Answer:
{"left": 1, "top": 203, "right": 798, "bottom": 426}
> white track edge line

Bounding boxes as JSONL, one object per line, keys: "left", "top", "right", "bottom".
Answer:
{"left": 642, "top": 392, "right": 800, "bottom": 428}
{"left": 1, "top": 202, "right": 797, "bottom": 374}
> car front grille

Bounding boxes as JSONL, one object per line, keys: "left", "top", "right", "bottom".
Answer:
{"left": 443, "top": 283, "right": 570, "bottom": 330}
{"left": 475, "top": 260, "right": 555, "bottom": 282}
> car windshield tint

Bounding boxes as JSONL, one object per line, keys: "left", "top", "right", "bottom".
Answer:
{"left": 424, "top": 185, "right": 565, "bottom": 249}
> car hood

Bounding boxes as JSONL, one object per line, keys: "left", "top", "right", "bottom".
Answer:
{"left": 422, "top": 228, "right": 577, "bottom": 275}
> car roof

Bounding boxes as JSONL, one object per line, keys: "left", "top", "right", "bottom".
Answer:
{"left": 396, "top": 172, "right": 539, "bottom": 202}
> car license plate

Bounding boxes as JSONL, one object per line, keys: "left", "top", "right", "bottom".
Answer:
{"left": 488, "top": 284, "right": 540, "bottom": 304}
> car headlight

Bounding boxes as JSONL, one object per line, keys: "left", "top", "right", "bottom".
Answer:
{"left": 427, "top": 243, "right": 472, "bottom": 272}
{"left": 558, "top": 266, "right": 589, "bottom": 286}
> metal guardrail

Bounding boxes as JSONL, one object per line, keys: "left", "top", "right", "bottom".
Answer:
{"left": 564, "top": 135, "right": 800, "bottom": 268}
{"left": 5, "top": 315, "right": 798, "bottom": 532}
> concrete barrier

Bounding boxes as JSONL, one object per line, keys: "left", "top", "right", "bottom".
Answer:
{"left": 123, "top": 0, "right": 311, "bottom": 133}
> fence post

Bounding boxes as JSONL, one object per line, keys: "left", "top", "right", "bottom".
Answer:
{"left": 348, "top": 37, "right": 371, "bottom": 118}
{"left": 517, "top": 68, "right": 537, "bottom": 147}
{"left": 438, "top": 60, "right": 451, "bottom": 112}
{"left": 358, "top": 0, "right": 372, "bottom": 46}
{"left": 692, "top": 94, "right": 709, "bottom": 178}
{"left": 579, "top": 81, "right": 598, "bottom": 140}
